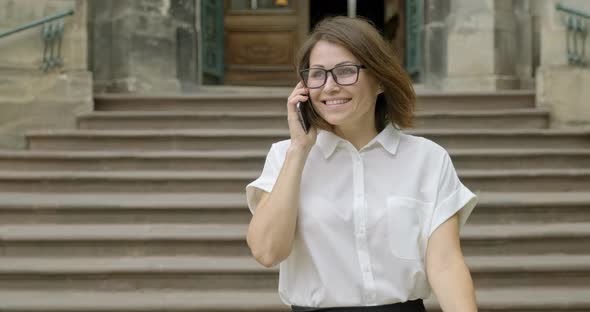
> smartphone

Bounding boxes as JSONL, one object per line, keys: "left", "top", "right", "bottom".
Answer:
{"left": 296, "top": 101, "right": 311, "bottom": 134}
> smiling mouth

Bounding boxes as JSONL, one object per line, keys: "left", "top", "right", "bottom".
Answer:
{"left": 322, "top": 98, "right": 352, "bottom": 105}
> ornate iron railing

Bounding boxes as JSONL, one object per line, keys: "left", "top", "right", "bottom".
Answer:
{"left": 556, "top": 3, "right": 589, "bottom": 66}
{"left": 0, "top": 9, "right": 74, "bottom": 71}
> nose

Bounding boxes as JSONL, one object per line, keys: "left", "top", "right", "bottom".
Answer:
{"left": 323, "top": 71, "right": 340, "bottom": 92}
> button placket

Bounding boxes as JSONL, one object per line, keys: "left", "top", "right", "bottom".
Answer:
{"left": 350, "top": 149, "right": 376, "bottom": 304}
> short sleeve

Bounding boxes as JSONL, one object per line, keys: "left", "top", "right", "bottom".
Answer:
{"left": 245, "top": 143, "right": 284, "bottom": 214}
{"left": 428, "top": 151, "right": 478, "bottom": 237}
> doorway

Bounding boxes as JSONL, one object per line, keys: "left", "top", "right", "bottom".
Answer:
{"left": 213, "top": 0, "right": 409, "bottom": 86}
{"left": 308, "top": 0, "right": 405, "bottom": 69}
{"left": 310, "top": 0, "right": 385, "bottom": 33}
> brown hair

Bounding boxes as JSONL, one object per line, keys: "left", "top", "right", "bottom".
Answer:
{"left": 296, "top": 16, "right": 415, "bottom": 131}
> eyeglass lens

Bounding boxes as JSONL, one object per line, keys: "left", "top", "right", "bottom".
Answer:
{"left": 303, "top": 65, "right": 360, "bottom": 88}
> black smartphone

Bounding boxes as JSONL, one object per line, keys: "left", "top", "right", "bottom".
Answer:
{"left": 296, "top": 101, "right": 311, "bottom": 134}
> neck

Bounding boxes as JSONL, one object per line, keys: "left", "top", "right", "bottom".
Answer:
{"left": 333, "top": 121, "right": 378, "bottom": 151}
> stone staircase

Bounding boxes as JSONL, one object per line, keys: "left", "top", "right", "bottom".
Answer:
{"left": 0, "top": 90, "right": 589, "bottom": 311}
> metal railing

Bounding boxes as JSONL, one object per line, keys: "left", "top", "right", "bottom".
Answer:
{"left": 405, "top": 0, "right": 423, "bottom": 81}
{"left": 0, "top": 9, "right": 74, "bottom": 71}
{"left": 556, "top": 3, "right": 589, "bottom": 66}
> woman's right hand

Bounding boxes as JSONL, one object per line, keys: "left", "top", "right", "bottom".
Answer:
{"left": 286, "top": 81, "right": 318, "bottom": 153}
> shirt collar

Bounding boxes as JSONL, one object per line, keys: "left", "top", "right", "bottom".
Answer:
{"left": 316, "top": 123, "right": 401, "bottom": 159}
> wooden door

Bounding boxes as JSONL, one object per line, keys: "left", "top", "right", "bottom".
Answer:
{"left": 224, "top": 0, "right": 309, "bottom": 86}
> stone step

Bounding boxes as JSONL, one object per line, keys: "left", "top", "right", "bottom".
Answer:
{"left": 0, "top": 169, "right": 588, "bottom": 193}
{"left": 1, "top": 192, "right": 589, "bottom": 225}
{"left": 77, "top": 109, "right": 549, "bottom": 130}
{"left": 461, "top": 223, "right": 590, "bottom": 255}
{"left": 0, "top": 254, "right": 587, "bottom": 290}
{"left": 415, "top": 109, "right": 547, "bottom": 129}
{"left": 94, "top": 91, "right": 535, "bottom": 113}
{"left": 469, "top": 192, "right": 590, "bottom": 224}
{"left": 0, "top": 256, "right": 274, "bottom": 291}
{"left": 1, "top": 149, "right": 590, "bottom": 171}
{"left": 25, "top": 129, "right": 590, "bottom": 151}
{"left": 0, "top": 287, "right": 587, "bottom": 312}
{"left": 0, "top": 149, "right": 269, "bottom": 171}
{"left": 0, "top": 192, "right": 249, "bottom": 225}
{"left": 467, "top": 254, "right": 590, "bottom": 288}
{"left": 0, "top": 223, "right": 588, "bottom": 257}
{"left": 459, "top": 169, "right": 590, "bottom": 192}
{"left": 448, "top": 149, "right": 590, "bottom": 170}
{"left": 0, "top": 170, "right": 258, "bottom": 193}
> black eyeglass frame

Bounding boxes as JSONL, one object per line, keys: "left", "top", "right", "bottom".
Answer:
{"left": 299, "top": 64, "right": 367, "bottom": 89}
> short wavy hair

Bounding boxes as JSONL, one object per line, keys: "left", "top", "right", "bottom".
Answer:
{"left": 296, "top": 16, "right": 415, "bottom": 131}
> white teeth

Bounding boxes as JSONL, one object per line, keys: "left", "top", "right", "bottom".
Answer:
{"left": 324, "top": 99, "right": 351, "bottom": 105}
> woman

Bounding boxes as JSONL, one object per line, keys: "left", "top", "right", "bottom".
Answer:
{"left": 246, "top": 16, "right": 478, "bottom": 312}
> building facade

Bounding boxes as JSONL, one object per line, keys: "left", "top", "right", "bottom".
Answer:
{"left": 0, "top": 0, "right": 589, "bottom": 147}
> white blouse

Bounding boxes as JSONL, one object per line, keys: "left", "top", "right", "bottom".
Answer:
{"left": 246, "top": 123, "right": 478, "bottom": 308}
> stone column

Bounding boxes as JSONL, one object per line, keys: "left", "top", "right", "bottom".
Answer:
{"left": 443, "top": 0, "right": 520, "bottom": 91}
{"left": 514, "top": 0, "right": 535, "bottom": 89}
{"left": 422, "top": 0, "right": 450, "bottom": 90}
{"left": 91, "top": 0, "right": 197, "bottom": 93}
{"left": 535, "top": 0, "right": 590, "bottom": 128}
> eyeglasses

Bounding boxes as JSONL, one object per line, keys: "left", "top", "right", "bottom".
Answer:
{"left": 300, "top": 64, "right": 366, "bottom": 89}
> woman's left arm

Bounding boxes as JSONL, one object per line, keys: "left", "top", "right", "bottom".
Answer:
{"left": 426, "top": 213, "right": 478, "bottom": 312}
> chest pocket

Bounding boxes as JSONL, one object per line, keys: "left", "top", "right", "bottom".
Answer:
{"left": 387, "top": 196, "right": 431, "bottom": 261}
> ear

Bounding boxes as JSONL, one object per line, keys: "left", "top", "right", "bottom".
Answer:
{"left": 377, "top": 84, "right": 384, "bottom": 95}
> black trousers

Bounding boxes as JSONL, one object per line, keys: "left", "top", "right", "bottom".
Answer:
{"left": 291, "top": 299, "right": 426, "bottom": 312}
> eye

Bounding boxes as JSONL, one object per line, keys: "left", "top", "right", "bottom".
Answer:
{"left": 335, "top": 66, "right": 356, "bottom": 76}
{"left": 309, "top": 70, "right": 324, "bottom": 79}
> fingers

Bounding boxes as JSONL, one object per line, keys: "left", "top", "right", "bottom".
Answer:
{"left": 288, "top": 82, "right": 309, "bottom": 106}
{"left": 288, "top": 97, "right": 308, "bottom": 116}
{"left": 291, "top": 93, "right": 309, "bottom": 105}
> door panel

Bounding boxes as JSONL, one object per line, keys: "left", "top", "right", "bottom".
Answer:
{"left": 227, "top": 32, "right": 294, "bottom": 65}
{"left": 224, "top": 0, "right": 308, "bottom": 86}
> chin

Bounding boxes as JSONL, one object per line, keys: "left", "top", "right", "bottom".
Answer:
{"left": 320, "top": 117, "right": 349, "bottom": 128}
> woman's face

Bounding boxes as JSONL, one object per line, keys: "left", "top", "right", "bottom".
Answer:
{"left": 306, "top": 40, "right": 381, "bottom": 130}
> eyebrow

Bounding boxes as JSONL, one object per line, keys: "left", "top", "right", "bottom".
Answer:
{"left": 309, "top": 61, "right": 355, "bottom": 68}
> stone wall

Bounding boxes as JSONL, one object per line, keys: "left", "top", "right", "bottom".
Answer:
{"left": 421, "top": 0, "right": 590, "bottom": 127}
{"left": 422, "top": 0, "right": 538, "bottom": 91}
{"left": 535, "top": 0, "right": 590, "bottom": 128}
{"left": 89, "top": 0, "right": 198, "bottom": 93}
{"left": 0, "top": 0, "right": 92, "bottom": 148}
